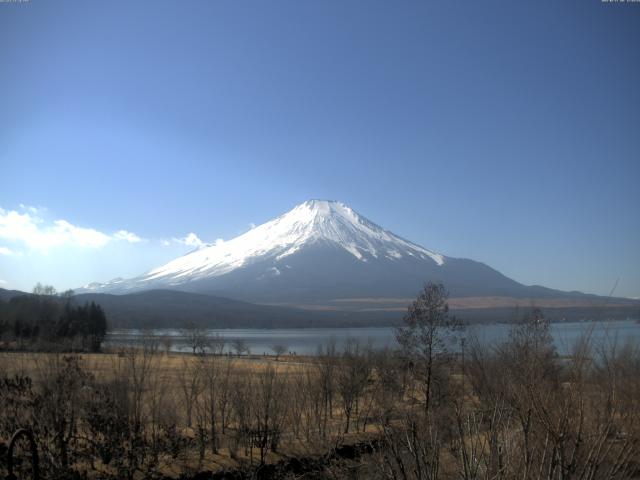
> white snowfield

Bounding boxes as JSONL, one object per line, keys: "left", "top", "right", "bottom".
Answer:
{"left": 85, "top": 200, "right": 445, "bottom": 291}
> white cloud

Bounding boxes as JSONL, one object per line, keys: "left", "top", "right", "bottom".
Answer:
{"left": 0, "top": 246, "right": 14, "bottom": 256}
{"left": 19, "top": 204, "right": 46, "bottom": 216}
{"left": 175, "top": 232, "right": 205, "bottom": 248}
{"left": 0, "top": 206, "right": 144, "bottom": 252}
{"left": 113, "top": 230, "right": 143, "bottom": 243}
{"left": 51, "top": 219, "right": 111, "bottom": 248}
{"left": 249, "top": 222, "right": 256, "bottom": 230}
{"left": 170, "top": 234, "right": 222, "bottom": 248}
{"left": 0, "top": 279, "right": 6, "bottom": 286}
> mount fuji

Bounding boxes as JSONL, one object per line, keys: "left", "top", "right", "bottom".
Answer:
{"left": 79, "top": 200, "right": 596, "bottom": 307}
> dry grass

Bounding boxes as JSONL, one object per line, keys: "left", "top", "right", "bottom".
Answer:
{"left": 2, "top": 332, "right": 639, "bottom": 480}
{"left": 0, "top": 349, "right": 382, "bottom": 478}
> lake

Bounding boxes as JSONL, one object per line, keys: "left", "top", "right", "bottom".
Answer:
{"left": 105, "top": 319, "right": 640, "bottom": 356}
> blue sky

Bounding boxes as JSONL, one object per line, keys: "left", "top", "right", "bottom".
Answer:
{"left": 0, "top": 0, "right": 639, "bottom": 297}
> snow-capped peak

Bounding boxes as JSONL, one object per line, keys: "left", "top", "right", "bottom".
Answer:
{"left": 140, "top": 200, "right": 443, "bottom": 284}
{"left": 277, "top": 199, "right": 444, "bottom": 263}
{"left": 84, "top": 200, "right": 445, "bottom": 292}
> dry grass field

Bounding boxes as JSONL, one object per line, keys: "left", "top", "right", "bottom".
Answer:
{"left": 1, "top": 305, "right": 639, "bottom": 479}
{"left": 0, "top": 345, "right": 388, "bottom": 479}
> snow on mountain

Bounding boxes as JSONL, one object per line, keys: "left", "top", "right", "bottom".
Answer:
{"left": 80, "top": 200, "right": 551, "bottom": 302}
{"left": 142, "top": 200, "right": 443, "bottom": 285}
{"left": 81, "top": 277, "right": 126, "bottom": 291}
{"left": 76, "top": 200, "right": 622, "bottom": 311}
{"left": 80, "top": 200, "right": 447, "bottom": 295}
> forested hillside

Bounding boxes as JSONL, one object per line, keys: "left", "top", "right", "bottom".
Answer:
{"left": 0, "top": 284, "right": 107, "bottom": 351}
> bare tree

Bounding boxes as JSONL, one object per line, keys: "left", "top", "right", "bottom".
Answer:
{"left": 371, "top": 348, "right": 404, "bottom": 426}
{"left": 396, "top": 282, "right": 461, "bottom": 415}
{"left": 271, "top": 344, "right": 287, "bottom": 361}
{"left": 32, "top": 283, "right": 57, "bottom": 296}
{"left": 195, "top": 340, "right": 228, "bottom": 455}
{"left": 1, "top": 301, "right": 638, "bottom": 479}
{"left": 177, "top": 355, "right": 201, "bottom": 428}
{"left": 33, "top": 354, "right": 92, "bottom": 472}
{"left": 316, "top": 338, "right": 337, "bottom": 438}
{"left": 229, "top": 374, "right": 253, "bottom": 459}
{"left": 216, "top": 354, "right": 235, "bottom": 434}
{"left": 185, "top": 324, "right": 210, "bottom": 355}
{"left": 336, "top": 339, "right": 371, "bottom": 433}
{"left": 232, "top": 338, "right": 250, "bottom": 356}
{"left": 250, "top": 366, "right": 287, "bottom": 464}
{"left": 160, "top": 335, "right": 173, "bottom": 355}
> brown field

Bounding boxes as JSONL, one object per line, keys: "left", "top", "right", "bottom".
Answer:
{"left": 0, "top": 346, "right": 387, "bottom": 479}
{"left": 1, "top": 319, "right": 639, "bottom": 480}
{"left": 0, "top": 350, "right": 311, "bottom": 378}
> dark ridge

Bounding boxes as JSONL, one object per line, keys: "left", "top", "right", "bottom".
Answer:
{"left": 3, "top": 288, "right": 638, "bottom": 330}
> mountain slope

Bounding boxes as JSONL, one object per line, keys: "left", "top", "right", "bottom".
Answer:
{"left": 79, "top": 200, "right": 601, "bottom": 305}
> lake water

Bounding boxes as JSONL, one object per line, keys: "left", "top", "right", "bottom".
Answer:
{"left": 105, "top": 319, "right": 640, "bottom": 356}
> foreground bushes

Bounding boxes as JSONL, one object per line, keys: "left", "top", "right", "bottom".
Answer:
{"left": 0, "top": 286, "right": 638, "bottom": 479}
{"left": 371, "top": 286, "right": 640, "bottom": 480}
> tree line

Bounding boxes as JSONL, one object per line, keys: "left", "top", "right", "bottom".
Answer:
{"left": 0, "top": 284, "right": 107, "bottom": 352}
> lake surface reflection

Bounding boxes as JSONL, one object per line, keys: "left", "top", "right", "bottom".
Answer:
{"left": 105, "top": 319, "right": 640, "bottom": 356}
